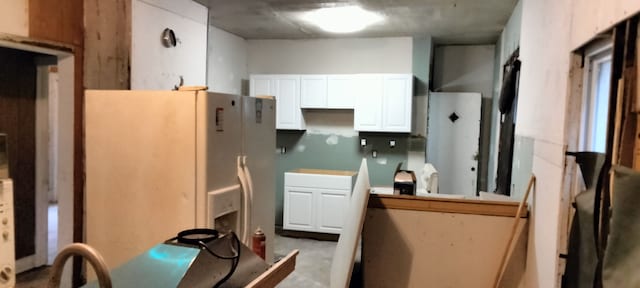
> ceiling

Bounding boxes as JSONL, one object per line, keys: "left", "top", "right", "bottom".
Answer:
{"left": 195, "top": 0, "right": 518, "bottom": 44}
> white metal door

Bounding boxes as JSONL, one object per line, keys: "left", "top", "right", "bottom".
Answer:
{"left": 427, "top": 92, "right": 481, "bottom": 196}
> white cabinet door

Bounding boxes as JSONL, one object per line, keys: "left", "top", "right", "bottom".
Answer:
{"left": 382, "top": 74, "right": 412, "bottom": 132}
{"left": 354, "top": 74, "right": 384, "bottom": 131}
{"left": 250, "top": 75, "right": 304, "bottom": 130}
{"left": 316, "top": 189, "right": 349, "bottom": 234}
{"left": 300, "top": 75, "right": 328, "bottom": 108}
{"left": 327, "top": 75, "right": 356, "bottom": 108}
{"left": 283, "top": 187, "right": 315, "bottom": 231}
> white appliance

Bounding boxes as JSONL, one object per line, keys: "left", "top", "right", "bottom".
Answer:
{"left": 85, "top": 89, "right": 276, "bottom": 271}
{"left": 0, "top": 179, "right": 15, "bottom": 288}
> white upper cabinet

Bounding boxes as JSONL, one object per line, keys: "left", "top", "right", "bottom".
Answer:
{"left": 300, "top": 75, "right": 328, "bottom": 108}
{"left": 251, "top": 73, "right": 411, "bottom": 132}
{"left": 382, "top": 74, "right": 413, "bottom": 132}
{"left": 300, "top": 75, "right": 357, "bottom": 109}
{"left": 327, "top": 75, "right": 357, "bottom": 109}
{"left": 354, "top": 74, "right": 412, "bottom": 132}
{"left": 354, "top": 74, "right": 384, "bottom": 131}
{"left": 250, "top": 74, "right": 305, "bottom": 130}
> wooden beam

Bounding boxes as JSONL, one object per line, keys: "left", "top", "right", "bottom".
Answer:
{"left": 367, "top": 194, "right": 528, "bottom": 218}
{"left": 245, "top": 250, "right": 299, "bottom": 288}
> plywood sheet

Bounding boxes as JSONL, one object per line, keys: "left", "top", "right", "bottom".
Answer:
{"left": 362, "top": 207, "right": 528, "bottom": 288}
{"left": 85, "top": 90, "right": 197, "bottom": 270}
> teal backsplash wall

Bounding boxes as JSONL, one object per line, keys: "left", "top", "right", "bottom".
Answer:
{"left": 275, "top": 132, "right": 410, "bottom": 227}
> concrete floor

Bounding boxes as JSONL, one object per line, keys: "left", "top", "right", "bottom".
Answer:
{"left": 274, "top": 234, "right": 336, "bottom": 287}
{"left": 274, "top": 234, "right": 362, "bottom": 288}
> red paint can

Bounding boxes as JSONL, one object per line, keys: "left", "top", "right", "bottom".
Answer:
{"left": 252, "top": 227, "right": 266, "bottom": 260}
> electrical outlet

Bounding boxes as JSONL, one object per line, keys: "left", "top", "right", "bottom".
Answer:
{"left": 372, "top": 150, "right": 377, "bottom": 158}
{"left": 389, "top": 140, "right": 396, "bottom": 148}
{"left": 360, "top": 138, "right": 367, "bottom": 147}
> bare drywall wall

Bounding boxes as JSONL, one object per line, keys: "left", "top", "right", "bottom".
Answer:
{"left": 518, "top": 0, "right": 640, "bottom": 286}
{"left": 432, "top": 45, "right": 496, "bottom": 193}
{"left": 570, "top": 0, "right": 640, "bottom": 50}
{"left": 131, "top": 0, "right": 207, "bottom": 89}
{"left": 207, "top": 26, "right": 248, "bottom": 95}
{"left": 0, "top": 0, "right": 28, "bottom": 37}
{"left": 247, "top": 37, "right": 412, "bottom": 74}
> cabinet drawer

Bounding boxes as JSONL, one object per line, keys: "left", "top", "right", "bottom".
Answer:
{"left": 285, "top": 172, "right": 353, "bottom": 190}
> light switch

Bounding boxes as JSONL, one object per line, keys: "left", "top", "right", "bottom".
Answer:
{"left": 360, "top": 138, "right": 367, "bottom": 147}
{"left": 372, "top": 150, "right": 377, "bottom": 158}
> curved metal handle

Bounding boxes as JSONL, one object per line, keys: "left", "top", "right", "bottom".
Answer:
{"left": 48, "top": 243, "right": 112, "bottom": 288}
{"left": 237, "top": 156, "right": 250, "bottom": 244}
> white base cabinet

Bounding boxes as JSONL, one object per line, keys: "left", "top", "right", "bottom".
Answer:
{"left": 283, "top": 169, "right": 356, "bottom": 234}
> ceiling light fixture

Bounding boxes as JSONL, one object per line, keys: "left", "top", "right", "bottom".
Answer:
{"left": 301, "top": 6, "right": 384, "bottom": 33}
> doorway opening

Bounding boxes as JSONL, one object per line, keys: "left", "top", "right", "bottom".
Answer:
{"left": 0, "top": 37, "right": 75, "bottom": 284}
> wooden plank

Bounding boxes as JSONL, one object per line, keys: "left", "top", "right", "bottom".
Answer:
{"left": 28, "top": 0, "right": 83, "bottom": 46}
{"left": 494, "top": 175, "right": 535, "bottom": 287}
{"left": 85, "top": 90, "right": 198, "bottom": 272}
{"left": 290, "top": 168, "right": 357, "bottom": 176}
{"left": 635, "top": 116, "right": 640, "bottom": 170}
{"left": 84, "top": 0, "right": 131, "bottom": 89}
{"left": 245, "top": 250, "right": 299, "bottom": 288}
{"left": 368, "top": 194, "right": 528, "bottom": 218}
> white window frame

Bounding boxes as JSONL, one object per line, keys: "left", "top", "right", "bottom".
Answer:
{"left": 579, "top": 41, "right": 613, "bottom": 152}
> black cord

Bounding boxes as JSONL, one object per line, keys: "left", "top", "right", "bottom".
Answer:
{"left": 167, "top": 229, "right": 241, "bottom": 288}
{"left": 205, "top": 232, "right": 241, "bottom": 288}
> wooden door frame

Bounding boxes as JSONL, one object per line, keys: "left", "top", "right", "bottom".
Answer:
{"left": 0, "top": 35, "right": 75, "bottom": 285}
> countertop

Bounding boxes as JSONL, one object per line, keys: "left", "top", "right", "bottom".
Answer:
{"left": 288, "top": 168, "right": 357, "bottom": 177}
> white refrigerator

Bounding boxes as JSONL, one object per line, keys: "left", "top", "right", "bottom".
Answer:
{"left": 85, "top": 89, "right": 276, "bottom": 270}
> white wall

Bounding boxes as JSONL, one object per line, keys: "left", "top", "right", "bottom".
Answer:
{"left": 432, "top": 45, "right": 496, "bottom": 98}
{"left": 518, "top": 0, "right": 640, "bottom": 286}
{"left": 131, "top": 0, "right": 207, "bottom": 89}
{"left": 0, "top": 0, "right": 28, "bottom": 37}
{"left": 247, "top": 37, "right": 412, "bottom": 74}
{"left": 207, "top": 26, "right": 248, "bottom": 95}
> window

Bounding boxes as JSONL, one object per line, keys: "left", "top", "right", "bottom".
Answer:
{"left": 580, "top": 43, "right": 613, "bottom": 152}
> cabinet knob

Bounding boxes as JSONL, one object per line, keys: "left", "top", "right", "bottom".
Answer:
{"left": 2, "top": 231, "right": 8, "bottom": 240}
{"left": 1, "top": 218, "right": 7, "bottom": 225}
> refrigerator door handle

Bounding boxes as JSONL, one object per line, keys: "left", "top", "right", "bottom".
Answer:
{"left": 237, "top": 155, "right": 251, "bottom": 245}
{"left": 242, "top": 155, "right": 255, "bottom": 227}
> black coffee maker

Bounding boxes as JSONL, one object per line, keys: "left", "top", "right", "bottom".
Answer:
{"left": 393, "top": 162, "right": 416, "bottom": 195}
